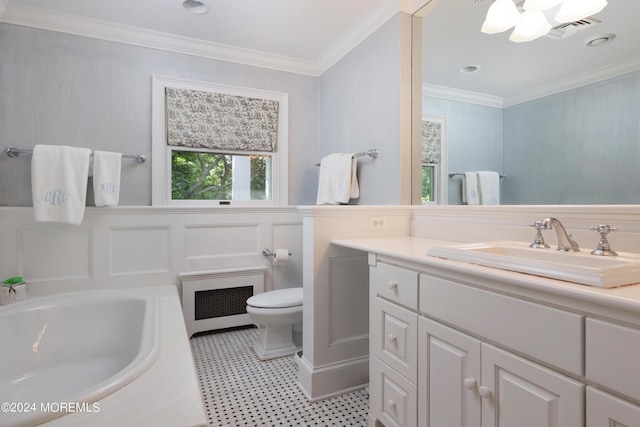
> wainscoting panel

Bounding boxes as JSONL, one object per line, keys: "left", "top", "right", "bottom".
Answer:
{"left": 109, "top": 226, "right": 171, "bottom": 276}
{"left": 328, "top": 255, "right": 369, "bottom": 346}
{"left": 270, "top": 222, "right": 303, "bottom": 292}
{"left": 17, "top": 228, "right": 92, "bottom": 282}
{"left": 0, "top": 207, "right": 301, "bottom": 298}
{"left": 185, "top": 224, "right": 260, "bottom": 256}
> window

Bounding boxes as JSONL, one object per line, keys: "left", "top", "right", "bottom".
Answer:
{"left": 152, "top": 76, "right": 288, "bottom": 206}
{"left": 422, "top": 162, "right": 437, "bottom": 204}
{"left": 421, "top": 116, "right": 448, "bottom": 205}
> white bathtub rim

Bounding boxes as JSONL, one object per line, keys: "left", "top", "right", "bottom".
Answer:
{"left": 0, "top": 289, "right": 162, "bottom": 427}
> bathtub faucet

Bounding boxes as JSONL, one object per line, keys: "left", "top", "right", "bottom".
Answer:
{"left": 539, "top": 217, "right": 580, "bottom": 252}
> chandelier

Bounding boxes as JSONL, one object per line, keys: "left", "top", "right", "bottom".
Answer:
{"left": 481, "top": 0, "right": 608, "bottom": 42}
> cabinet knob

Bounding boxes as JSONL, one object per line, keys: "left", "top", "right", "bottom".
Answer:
{"left": 387, "top": 400, "right": 396, "bottom": 409}
{"left": 463, "top": 378, "right": 477, "bottom": 390}
{"left": 388, "top": 334, "right": 397, "bottom": 343}
{"left": 388, "top": 281, "right": 398, "bottom": 290}
{"left": 478, "top": 386, "right": 492, "bottom": 399}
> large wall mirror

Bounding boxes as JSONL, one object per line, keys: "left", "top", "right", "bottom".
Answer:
{"left": 412, "top": 0, "right": 640, "bottom": 205}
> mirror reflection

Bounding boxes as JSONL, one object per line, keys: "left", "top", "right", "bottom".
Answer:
{"left": 414, "top": 0, "right": 640, "bottom": 205}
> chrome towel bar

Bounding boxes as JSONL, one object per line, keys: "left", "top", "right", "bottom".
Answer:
{"left": 4, "top": 147, "right": 146, "bottom": 164}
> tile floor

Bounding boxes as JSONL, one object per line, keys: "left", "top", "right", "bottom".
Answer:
{"left": 190, "top": 327, "right": 369, "bottom": 426}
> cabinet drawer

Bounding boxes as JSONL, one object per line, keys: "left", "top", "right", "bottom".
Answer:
{"left": 373, "top": 297, "right": 418, "bottom": 382}
{"left": 374, "top": 262, "right": 418, "bottom": 310}
{"left": 420, "top": 275, "right": 584, "bottom": 375}
{"left": 586, "top": 318, "right": 640, "bottom": 402}
{"left": 370, "top": 360, "right": 417, "bottom": 427}
{"left": 586, "top": 387, "right": 640, "bottom": 427}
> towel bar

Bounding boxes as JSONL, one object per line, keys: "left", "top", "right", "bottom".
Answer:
{"left": 4, "top": 147, "right": 146, "bottom": 163}
{"left": 449, "top": 172, "right": 505, "bottom": 178}
{"left": 314, "top": 148, "right": 378, "bottom": 167}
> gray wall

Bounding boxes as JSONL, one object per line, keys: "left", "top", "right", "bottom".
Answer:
{"left": 503, "top": 71, "right": 640, "bottom": 204}
{"left": 318, "top": 14, "right": 406, "bottom": 205}
{"left": 0, "top": 23, "right": 319, "bottom": 206}
{"left": 423, "top": 96, "right": 503, "bottom": 205}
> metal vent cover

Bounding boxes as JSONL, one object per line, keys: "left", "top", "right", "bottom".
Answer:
{"left": 545, "top": 17, "right": 601, "bottom": 40}
{"left": 194, "top": 286, "right": 253, "bottom": 321}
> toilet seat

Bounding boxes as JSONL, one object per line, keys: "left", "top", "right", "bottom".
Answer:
{"left": 247, "top": 288, "right": 302, "bottom": 309}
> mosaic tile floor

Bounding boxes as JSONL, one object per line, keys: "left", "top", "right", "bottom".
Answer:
{"left": 190, "top": 327, "right": 369, "bottom": 427}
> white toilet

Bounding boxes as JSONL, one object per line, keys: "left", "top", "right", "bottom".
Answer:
{"left": 246, "top": 287, "right": 303, "bottom": 360}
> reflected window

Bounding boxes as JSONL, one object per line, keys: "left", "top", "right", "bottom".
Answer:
{"left": 422, "top": 163, "right": 437, "bottom": 204}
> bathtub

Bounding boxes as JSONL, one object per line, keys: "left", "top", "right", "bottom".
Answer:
{"left": 0, "top": 286, "right": 207, "bottom": 426}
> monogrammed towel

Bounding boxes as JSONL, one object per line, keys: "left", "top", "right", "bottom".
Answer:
{"left": 92, "top": 151, "right": 122, "bottom": 207}
{"left": 31, "top": 145, "right": 91, "bottom": 224}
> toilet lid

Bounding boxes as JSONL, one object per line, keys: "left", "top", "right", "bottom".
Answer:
{"left": 247, "top": 288, "right": 303, "bottom": 308}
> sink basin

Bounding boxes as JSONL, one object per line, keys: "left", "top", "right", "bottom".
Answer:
{"left": 427, "top": 241, "right": 640, "bottom": 288}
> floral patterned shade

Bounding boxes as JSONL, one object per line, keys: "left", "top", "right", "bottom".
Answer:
{"left": 422, "top": 119, "right": 442, "bottom": 164}
{"left": 166, "top": 87, "right": 279, "bottom": 152}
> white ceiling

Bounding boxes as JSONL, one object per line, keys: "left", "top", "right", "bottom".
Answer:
{"left": 1, "top": 0, "right": 402, "bottom": 75}
{"left": 419, "top": 0, "right": 640, "bottom": 106}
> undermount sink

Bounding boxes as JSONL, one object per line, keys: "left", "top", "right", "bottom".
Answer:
{"left": 427, "top": 241, "right": 640, "bottom": 288}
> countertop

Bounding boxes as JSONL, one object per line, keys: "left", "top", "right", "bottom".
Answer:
{"left": 332, "top": 236, "right": 640, "bottom": 322}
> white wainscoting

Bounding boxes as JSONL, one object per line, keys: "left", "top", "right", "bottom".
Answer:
{"left": 0, "top": 207, "right": 302, "bottom": 298}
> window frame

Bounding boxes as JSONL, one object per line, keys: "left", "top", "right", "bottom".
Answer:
{"left": 422, "top": 115, "right": 448, "bottom": 205}
{"left": 151, "top": 75, "right": 289, "bottom": 207}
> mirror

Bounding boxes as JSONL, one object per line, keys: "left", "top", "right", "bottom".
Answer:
{"left": 412, "top": 0, "right": 640, "bottom": 205}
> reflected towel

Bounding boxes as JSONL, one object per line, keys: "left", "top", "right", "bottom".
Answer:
{"left": 316, "top": 153, "right": 359, "bottom": 205}
{"left": 462, "top": 172, "right": 480, "bottom": 205}
{"left": 93, "top": 151, "right": 122, "bottom": 207}
{"left": 477, "top": 171, "right": 500, "bottom": 205}
{"left": 31, "top": 145, "right": 91, "bottom": 224}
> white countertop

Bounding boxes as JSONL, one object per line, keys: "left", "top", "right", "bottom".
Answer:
{"left": 44, "top": 285, "right": 207, "bottom": 427}
{"left": 332, "top": 236, "right": 640, "bottom": 323}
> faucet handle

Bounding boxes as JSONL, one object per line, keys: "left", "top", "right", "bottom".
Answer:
{"left": 590, "top": 225, "right": 618, "bottom": 256}
{"left": 528, "top": 221, "right": 550, "bottom": 249}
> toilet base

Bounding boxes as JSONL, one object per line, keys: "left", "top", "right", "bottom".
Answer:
{"left": 253, "top": 324, "right": 300, "bottom": 360}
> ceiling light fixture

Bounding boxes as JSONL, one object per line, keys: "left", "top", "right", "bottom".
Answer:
{"left": 182, "top": 0, "right": 208, "bottom": 15}
{"left": 480, "top": 0, "right": 608, "bottom": 42}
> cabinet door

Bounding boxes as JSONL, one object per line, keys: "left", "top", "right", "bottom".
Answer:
{"left": 418, "top": 317, "right": 481, "bottom": 427}
{"left": 587, "top": 386, "right": 640, "bottom": 427}
{"left": 481, "top": 343, "right": 584, "bottom": 427}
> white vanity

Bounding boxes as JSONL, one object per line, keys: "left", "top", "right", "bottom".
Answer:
{"left": 333, "top": 235, "right": 640, "bottom": 427}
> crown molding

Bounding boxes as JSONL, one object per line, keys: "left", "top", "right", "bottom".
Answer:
{"left": 422, "top": 83, "right": 504, "bottom": 108}
{"left": 503, "top": 56, "right": 640, "bottom": 107}
{"left": 424, "top": 56, "right": 640, "bottom": 109}
{"left": 315, "top": 2, "right": 402, "bottom": 75}
{"left": 0, "top": 3, "right": 319, "bottom": 76}
{"left": 1, "top": 2, "right": 403, "bottom": 78}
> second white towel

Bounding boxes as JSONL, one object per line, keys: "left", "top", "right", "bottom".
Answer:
{"left": 93, "top": 151, "right": 122, "bottom": 207}
{"left": 477, "top": 171, "right": 500, "bottom": 205}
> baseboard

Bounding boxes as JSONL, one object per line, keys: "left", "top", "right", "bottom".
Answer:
{"left": 295, "top": 353, "right": 369, "bottom": 402}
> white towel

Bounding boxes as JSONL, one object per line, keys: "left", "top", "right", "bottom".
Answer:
{"left": 462, "top": 172, "right": 480, "bottom": 205}
{"left": 477, "top": 171, "right": 501, "bottom": 205}
{"left": 93, "top": 151, "right": 122, "bottom": 207}
{"left": 31, "top": 145, "right": 91, "bottom": 224}
{"left": 316, "top": 153, "right": 359, "bottom": 205}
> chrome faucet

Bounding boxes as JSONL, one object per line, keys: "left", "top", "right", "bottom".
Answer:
{"left": 540, "top": 217, "right": 580, "bottom": 252}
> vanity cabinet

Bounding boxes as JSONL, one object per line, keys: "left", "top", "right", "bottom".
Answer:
{"left": 367, "top": 259, "right": 640, "bottom": 427}
{"left": 419, "top": 317, "right": 584, "bottom": 427}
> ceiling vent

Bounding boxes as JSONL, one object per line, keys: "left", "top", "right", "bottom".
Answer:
{"left": 545, "top": 17, "right": 601, "bottom": 40}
